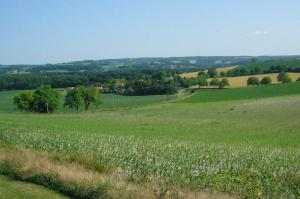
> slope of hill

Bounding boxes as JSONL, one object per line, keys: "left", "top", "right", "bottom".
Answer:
{"left": 1, "top": 56, "right": 299, "bottom": 75}
{"left": 183, "top": 82, "right": 300, "bottom": 103}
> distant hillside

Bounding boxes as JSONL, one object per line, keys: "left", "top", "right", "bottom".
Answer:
{"left": 1, "top": 55, "right": 300, "bottom": 75}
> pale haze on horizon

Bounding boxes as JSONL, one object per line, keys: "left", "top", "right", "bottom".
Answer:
{"left": 0, "top": 0, "right": 299, "bottom": 65}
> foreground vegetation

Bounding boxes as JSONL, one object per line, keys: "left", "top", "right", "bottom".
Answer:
{"left": 0, "top": 175, "right": 68, "bottom": 199}
{"left": 0, "top": 85, "right": 300, "bottom": 198}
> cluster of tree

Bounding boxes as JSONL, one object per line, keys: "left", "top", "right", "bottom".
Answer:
{"left": 13, "top": 85, "right": 60, "bottom": 113}
{"left": 225, "top": 59, "right": 300, "bottom": 77}
{"left": 0, "top": 70, "right": 181, "bottom": 96}
{"left": 14, "top": 85, "right": 100, "bottom": 113}
{"left": 64, "top": 86, "right": 100, "bottom": 112}
{"left": 247, "top": 72, "right": 292, "bottom": 87}
{"left": 123, "top": 71, "right": 179, "bottom": 95}
{"left": 209, "top": 78, "right": 230, "bottom": 88}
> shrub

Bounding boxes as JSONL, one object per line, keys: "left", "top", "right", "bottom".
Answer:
{"left": 277, "top": 72, "right": 292, "bottom": 84}
{"left": 198, "top": 76, "right": 208, "bottom": 88}
{"left": 210, "top": 78, "right": 220, "bottom": 88}
{"left": 260, "top": 77, "right": 272, "bottom": 85}
{"left": 218, "top": 78, "right": 230, "bottom": 89}
{"left": 247, "top": 77, "right": 260, "bottom": 86}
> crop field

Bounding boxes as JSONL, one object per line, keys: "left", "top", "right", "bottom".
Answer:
{"left": 185, "top": 81, "right": 300, "bottom": 103}
{"left": 209, "top": 72, "right": 300, "bottom": 88}
{"left": 179, "top": 66, "right": 238, "bottom": 78}
{"left": 0, "top": 90, "right": 175, "bottom": 112}
{"left": 179, "top": 69, "right": 300, "bottom": 88}
{"left": 0, "top": 84, "right": 300, "bottom": 198}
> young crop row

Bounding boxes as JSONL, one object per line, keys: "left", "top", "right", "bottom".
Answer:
{"left": 0, "top": 129, "right": 299, "bottom": 198}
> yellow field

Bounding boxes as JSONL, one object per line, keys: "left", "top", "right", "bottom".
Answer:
{"left": 179, "top": 66, "right": 238, "bottom": 78}
{"left": 209, "top": 73, "right": 300, "bottom": 88}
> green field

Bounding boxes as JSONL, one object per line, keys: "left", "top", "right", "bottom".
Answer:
{"left": 184, "top": 82, "right": 300, "bottom": 103}
{"left": 0, "top": 175, "right": 68, "bottom": 199}
{"left": 0, "top": 84, "right": 300, "bottom": 198}
{"left": 0, "top": 90, "right": 175, "bottom": 112}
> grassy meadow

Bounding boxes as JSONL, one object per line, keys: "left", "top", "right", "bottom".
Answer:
{"left": 0, "top": 90, "right": 175, "bottom": 112}
{"left": 0, "top": 83, "right": 300, "bottom": 198}
{"left": 0, "top": 175, "right": 68, "bottom": 199}
{"left": 185, "top": 81, "right": 300, "bottom": 103}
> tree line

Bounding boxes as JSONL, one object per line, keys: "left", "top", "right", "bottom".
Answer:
{"left": 13, "top": 85, "right": 100, "bottom": 113}
{"left": 246, "top": 72, "right": 297, "bottom": 86}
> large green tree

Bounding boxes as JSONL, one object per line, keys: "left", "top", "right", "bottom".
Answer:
{"left": 207, "top": 68, "right": 218, "bottom": 78}
{"left": 198, "top": 76, "right": 208, "bottom": 88}
{"left": 13, "top": 92, "right": 34, "bottom": 112}
{"left": 218, "top": 78, "right": 230, "bottom": 89}
{"left": 64, "top": 87, "right": 82, "bottom": 112}
{"left": 33, "top": 85, "right": 60, "bottom": 113}
{"left": 260, "top": 77, "right": 272, "bottom": 85}
{"left": 210, "top": 78, "right": 220, "bottom": 88}
{"left": 80, "top": 87, "right": 101, "bottom": 111}
{"left": 247, "top": 77, "right": 260, "bottom": 86}
{"left": 277, "top": 72, "right": 292, "bottom": 83}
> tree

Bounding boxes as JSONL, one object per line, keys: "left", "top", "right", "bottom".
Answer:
{"left": 260, "top": 77, "right": 272, "bottom": 85}
{"left": 220, "top": 71, "right": 226, "bottom": 77}
{"left": 33, "top": 85, "right": 60, "bottom": 113}
{"left": 207, "top": 68, "right": 218, "bottom": 78}
{"left": 219, "top": 78, "right": 230, "bottom": 89}
{"left": 277, "top": 72, "right": 292, "bottom": 83}
{"left": 80, "top": 87, "right": 101, "bottom": 111}
{"left": 13, "top": 92, "right": 34, "bottom": 112}
{"left": 198, "top": 76, "right": 208, "bottom": 88}
{"left": 198, "top": 71, "right": 207, "bottom": 78}
{"left": 64, "top": 87, "right": 82, "bottom": 112}
{"left": 247, "top": 77, "right": 260, "bottom": 86}
{"left": 210, "top": 78, "right": 220, "bottom": 88}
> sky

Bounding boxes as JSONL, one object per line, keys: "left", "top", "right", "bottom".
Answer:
{"left": 0, "top": 0, "right": 299, "bottom": 65}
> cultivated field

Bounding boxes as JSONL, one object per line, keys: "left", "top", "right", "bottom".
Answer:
{"left": 209, "top": 72, "right": 300, "bottom": 88}
{"left": 0, "top": 83, "right": 300, "bottom": 198}
{"left": 179, "top": 66, "right": 238, "bottom": 78}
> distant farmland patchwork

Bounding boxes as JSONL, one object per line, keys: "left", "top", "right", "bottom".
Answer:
{"left": 180, "top": 69, "right": 300, "bottom": 88}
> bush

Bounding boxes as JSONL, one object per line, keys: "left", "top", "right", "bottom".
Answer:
{"left": 210, "top": 78, "right": 220, "bottom": 88}
{"left": 260, "top": 77, "right": 272, "bottom": 85}
{"left": 277, "top": 72, "right": 292, "bottom": 84}
{"left": 247, "top": 77, "right": 260, "bottom": 86}
{"left": 218, "top": 78, "right": 230, "bottom": 89}
{"left": 198, "top": 76, "right": 208, "bottom": 87}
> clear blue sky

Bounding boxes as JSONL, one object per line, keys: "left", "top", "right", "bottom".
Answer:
{"left": 0, "top": 0, "right": 299, "bottom": 64}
